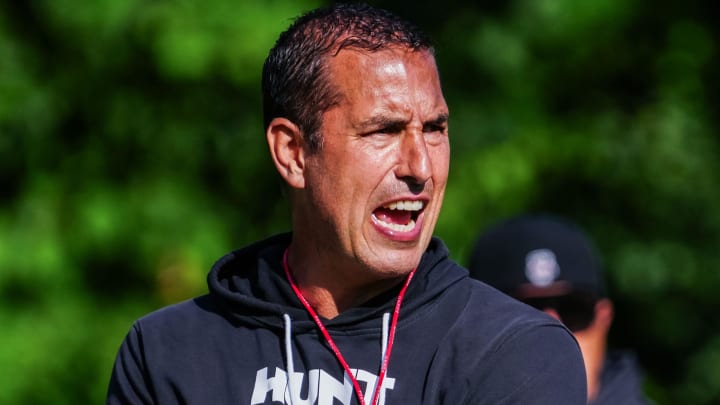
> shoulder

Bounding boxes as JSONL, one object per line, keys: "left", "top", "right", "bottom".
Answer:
{"left": 465, "top": 280, "right": 587, "bottom": 403}
{"left": 115, "top": 294, "right": 234, "bottom": 373}
{"left": 130, "top": 295, "right": 226, "bottom": 341}
{"left": 108, "top": 295, "right": 238, "bottom": 403}
{"left": 454, "top": 277, "right": 567, "bottom": 338}
{"left": 422, "top": 274, "right": 582, "bottom": 362}
{"left": 424, "top": 278, "right": 588, "bottom": 403}
{"left": 417, "top": 263, "right": 575, "bottom": 348}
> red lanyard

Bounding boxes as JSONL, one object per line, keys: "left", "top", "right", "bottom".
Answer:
{"left": 282, "top": 248, "right": 415, "bottom": 405}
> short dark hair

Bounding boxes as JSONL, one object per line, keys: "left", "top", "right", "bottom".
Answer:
{"left": 262, "top": 3, "right": 434, "bottom": 151}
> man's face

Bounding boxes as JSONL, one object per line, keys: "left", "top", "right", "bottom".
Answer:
{"left": 298, "top": 47, "right": 450, "bottom": 280}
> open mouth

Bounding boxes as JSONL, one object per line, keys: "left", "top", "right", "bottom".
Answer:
{"left": 372, "top": 200, "right": 425, "bottom": 233}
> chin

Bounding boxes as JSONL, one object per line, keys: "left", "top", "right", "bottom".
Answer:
{"left": 367, "top": 250, "right": 423, "bottom": 277}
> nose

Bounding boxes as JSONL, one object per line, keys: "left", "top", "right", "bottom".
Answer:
{"left": 395, "top": 129, "right": 432, "bottom": 188}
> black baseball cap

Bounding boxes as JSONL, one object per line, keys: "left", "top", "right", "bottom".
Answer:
{"left": 468, "top": 214, "right": 605, "bottom": 300}
{"left": 468, "top": 214, "right": 605, "bottom": 331}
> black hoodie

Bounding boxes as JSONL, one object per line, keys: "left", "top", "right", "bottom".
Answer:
{"left": 108, "top": 234, "right": 587, "bottom": 404}
{"left": 592, "top": 351, "right": 652, "bottom": 405}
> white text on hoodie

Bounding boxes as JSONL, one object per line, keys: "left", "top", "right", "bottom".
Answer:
{"left": 251, "top": 367, "right": 396, "bottom": 405}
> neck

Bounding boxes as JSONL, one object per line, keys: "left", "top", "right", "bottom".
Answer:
{"left": 575, "top": 329, "right": 607, "bottom": 401}
{"left": 285, "top": 244, "right": 405, "bottom": 319}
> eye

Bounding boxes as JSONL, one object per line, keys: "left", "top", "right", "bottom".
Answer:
{"left": 422, "top": 114, "right": 449, "bottom": 135}
{"left": 363, "top": 123, "right": 405, "bottom": 137}
{"left": 423, "top": 123, "right": 447, "bottom": 134}
{"left": 422, "top": 119, "right": 448, "bottom": 146}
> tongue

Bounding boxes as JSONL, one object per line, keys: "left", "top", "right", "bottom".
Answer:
{"left": 374, "top": 208, "right": 412, "bottom": 225}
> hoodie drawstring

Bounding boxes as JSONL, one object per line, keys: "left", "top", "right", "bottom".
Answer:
{"left": 282, "top": 247, "right": 415, "bottom": 405}
{"left": 380, "top": 313, "right": 390, "bottom": 361}
{"left": 283, "top": 314, "right": 297, "bottom": 405}
{"left": 282, "top": 312, "right": 392, "bottom": 405}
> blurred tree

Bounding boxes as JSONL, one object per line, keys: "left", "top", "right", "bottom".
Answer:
{"left": 0, "top": 1, "right": 317, "bottom": 403}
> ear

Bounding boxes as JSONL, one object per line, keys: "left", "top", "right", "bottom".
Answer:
{"left": 266, "top": 117, "right": 306, "bottom": 189}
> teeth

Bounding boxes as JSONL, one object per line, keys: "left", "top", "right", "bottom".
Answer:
{"left": 384, "top": 200, "right": 424, "bottom": 211}
{"left": 375, "top": 218, "right": 417, "bottom": 232}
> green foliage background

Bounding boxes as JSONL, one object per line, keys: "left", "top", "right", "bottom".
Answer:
{"left": 0, "top": 0, "right": 718, "bottom": 403}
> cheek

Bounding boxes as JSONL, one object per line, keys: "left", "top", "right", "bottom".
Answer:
{"left": 314, "top": 153, "right": 372, "bottom": 209}
{"left": 346, "top": 145, "right": 395, "bottom": 182}
{"left": 430, "top": 143, "right": 451, "bottom": 180}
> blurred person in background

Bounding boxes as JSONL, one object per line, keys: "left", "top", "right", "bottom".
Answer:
{"left": 468, "top": 214, "right": 652, "bottom": 405}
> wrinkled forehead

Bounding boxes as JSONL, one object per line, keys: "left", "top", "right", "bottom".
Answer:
{"left": 322, "top": 47, "right": 447, "bottom": 128}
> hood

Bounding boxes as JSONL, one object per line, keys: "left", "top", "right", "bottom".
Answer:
{"left": 207, "top": 232, "right": 467, "bottom": 333}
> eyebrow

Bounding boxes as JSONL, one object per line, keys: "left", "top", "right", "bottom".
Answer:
{"left": 356, "top": 116, "right": 408, "bottom": 132}
{"left": 357, "top": 112, "right": 449, "bottom": 131}
{"left": 424, "top": 113, "right": 449, "bottom": 128}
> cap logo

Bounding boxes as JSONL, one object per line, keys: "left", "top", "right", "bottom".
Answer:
{"left": 524, "top": 249, "right": 560, "bottom": 287}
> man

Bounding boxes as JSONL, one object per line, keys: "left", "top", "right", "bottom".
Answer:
{"left": 108, "top": 4, "right": 586, "bottom": 404}
{"left": 468, "top": 214, "right": 651, "bottom": 405}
